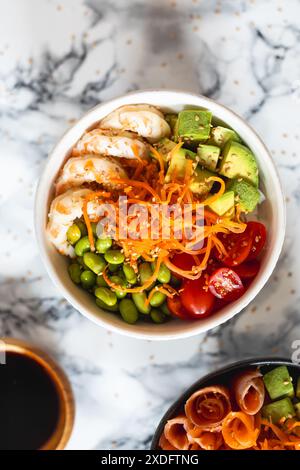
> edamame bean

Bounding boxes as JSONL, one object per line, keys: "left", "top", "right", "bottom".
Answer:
{"left": 149, "top": 291, "right": 166, "bottom": 307}
{"left": 83, "top": 252, "right": 106, "bottom": 275}
{"left": 80, "top": 270, "right": 96, "bottom": 289}
{"left": 132, "top": 292, "right": 151, "bottom": 315}
{"left": 67, "top": 224, "right": 81, "bottom": 245}
{"left": 95, "top": 298, "right": 119, "bottom": 312}
{"left": 77, "top": 256, "right": 85, "bottom": 267}
{"left": 150, "top": 309, "right": 166, "bottom": 324}
{"left": 104, "top": 249, "right": 125, "bottom": 265}
{"left": 68, "top": 263, "right": 81, "bottom": 284}
{"left": 123, "top": 263, "right": 137, "bottom": 285}
{"left": 108, "top": 263, "right": 119, "bottom": 273}
{"left": 96, "top": 237, "right": 112, "bottom": 254}
{"left": 96, "top": 275, "right": 108, "bottom": 287}
{"left": 119, "top": 299, "right": 139, "bottom": 324}
{"left": 161, "top": 301, "right": 171, "bottom": 316}
{"left": 74, "top": 236, "right": 91, "bottom": 257}
{"left": 151, "top": 262, "right": 171, "bottom": 284}
{"left": 75, "top": 220, "right": 88, "bottom": 237}
{"left": 95, "top": 287, "right": 117, "bottom": 306}
{"left": 110, "top": 275, "right": 127, "bottom": 299}
{"left": 139, "top": 262, "right": 153, "bottom": 289}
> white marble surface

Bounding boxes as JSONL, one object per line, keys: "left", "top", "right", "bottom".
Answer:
{"left": 0, "top": 0, "right": 300, "bottom": 450}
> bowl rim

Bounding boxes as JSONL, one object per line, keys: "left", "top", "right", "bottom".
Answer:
{"left": 150, "top": 357, "right": 300, "bottom": 449}
{"left": 34, "top": 88, "right": 286, "bottom": 340}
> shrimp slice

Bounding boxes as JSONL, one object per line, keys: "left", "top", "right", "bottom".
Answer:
{"left": 99, "top": 104, "right": 171, "bottom": 143}
{"left": 72, "top": 129, "right": 148, "bottom": 160}
{"left": 47, "top": 188, "right": 100, "bottom": 257}
{"left": 55, "top": 155, "right": 128, "bottom": 195}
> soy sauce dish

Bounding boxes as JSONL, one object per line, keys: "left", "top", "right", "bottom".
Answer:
{"left": 151, "top": 359, "right": 300, "bottom": 451}
{"left": 0, "top": 338, "right": 74, "bottom": 450}
{"left": 35, "top": 90, "right": 285, "bottom": 340}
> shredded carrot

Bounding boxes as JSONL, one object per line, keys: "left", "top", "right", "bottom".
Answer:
{"left": 200, "top": 177, "right": 226, "bottom": 206}
{"left": 150, "top": 145, "right": 165, "bottom": 185}
{"left": 131, "top": 142, "right": 143, "bottom": 163}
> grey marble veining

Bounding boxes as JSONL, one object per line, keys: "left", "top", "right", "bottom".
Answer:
{"left": 0, "top": 0, "right": 300, "bottom": 449}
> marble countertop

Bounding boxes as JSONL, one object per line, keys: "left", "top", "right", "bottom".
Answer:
{"left": 1, "top": 0, "right": 300, "bottom": 450}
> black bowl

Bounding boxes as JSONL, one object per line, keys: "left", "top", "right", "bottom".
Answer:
{"left": 151, "top": 357, "right": 300, "bottom": 450}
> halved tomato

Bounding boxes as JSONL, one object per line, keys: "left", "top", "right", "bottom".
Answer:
{"left": 208, "top": 267, "right": 245, "bottom": 302}
{"left": 246, "top": 222, "right": 267, "bottom": 260}
{"left": 180, "top": 277, "right": 215, "bottom": 319}
{"left": 214, "top": 226, "right": 253, "bottom": 267}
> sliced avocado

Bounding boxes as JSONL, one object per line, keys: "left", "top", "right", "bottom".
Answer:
{"left": 208, "top": 191, "right": 235, "bottom": 216}
{"left": 219, "top": 141, "right": 259, "bottom": 187}
{"left": 165, "top": 147, "right": 197, "bottom": 183}
{"left": 263, "top": 366, "right": 294, "bottom": 400}
{"left": 227, "top": 178, "right": 260, "bottom": 213}
{"left": 262, "top": 397, "right": 296, "bottom": 423}
{"left": 189, "top": 167, "right": 214, "bottom": 195}
{"left": 295, "top": 402, "right": 300, "bottom": 419}
{"left": 165, "top": 113, "right": 178, "bottom": 134}
{"left": 197, "top": 144, "right": 220, "bottom": 171}
{"left": 154, "top": 138, "right": 176, "bottom": 162}
{"left": 208, "top": 126, "right": 241, "bottom": 148}
{"left": 175, "top": 109, "right": 212, "bottom": 144}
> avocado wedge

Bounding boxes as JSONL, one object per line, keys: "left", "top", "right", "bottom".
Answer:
{"left": 175, "top": 109, "right": 212, "bottom": 144}
{"left": 189, "top": 167, "right": 214, "bottom": 196}
{"left": 208, "top": 191, "right": 235, "bottom": 216}
{"left": 197, "top": 144, "right": 220, "bottom": 171}
{"left": 208, "top": 126, "right": 241, "bottom": 148}
{"left": 219, "top": 141, "right": 259, "bottom": 187}
{"left": 227, "top": 178, "right": 260, "bottom": 213}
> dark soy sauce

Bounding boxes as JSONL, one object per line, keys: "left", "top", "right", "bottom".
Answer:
{"left": 0, "top": 352, "right": 60, "bottom": 450}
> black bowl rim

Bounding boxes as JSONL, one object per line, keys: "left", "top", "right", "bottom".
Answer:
{"left": 151, "top": 357, "right": 300, "bottom": 450}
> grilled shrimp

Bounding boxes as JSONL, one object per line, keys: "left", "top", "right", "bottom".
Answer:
{"left": 99, "top": 104, "right": 171, "bottom": 143}
{"left": 47, "top": 188, "right": 99, "bottom": 257}
{"left": 55, "top": 155, "right": 128, "bottom": 195}
{"left": 72, "top": 129, "right": 148, "bottom": 160}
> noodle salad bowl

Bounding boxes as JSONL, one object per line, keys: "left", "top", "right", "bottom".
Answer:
{"left": 35, "top": 90, "right": 285, "bottom": 340}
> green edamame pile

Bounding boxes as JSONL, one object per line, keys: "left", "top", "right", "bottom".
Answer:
{"left": 67, "top": 220, "right": 172, "bottom": 325}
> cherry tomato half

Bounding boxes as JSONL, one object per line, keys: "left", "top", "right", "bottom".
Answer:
{"left": 170, "top": 253, "right": 200, "bottom": 279}
{"left": 246, "top": 222, "right": 267, "bottom": 260}
{"left": 214, "top": 226, "right": 253, "bottom": 267}
{"left": 208, "top": 268, "right": 245, "bottom": 302}
{"left": 180, "top": 277, "right": 215, "bottom": 319}
{"left": 167, "top": 296, "right": 191, "bottom": 320}
{"left": 234, "top": 259, "right": 260, "bottom": 279}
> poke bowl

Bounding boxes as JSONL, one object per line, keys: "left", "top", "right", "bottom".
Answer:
{"left": 151, "top": 358, "right": 300, "bottom": 450}
{"left": 34, "top": 90, "right": 285, "bottom": 340}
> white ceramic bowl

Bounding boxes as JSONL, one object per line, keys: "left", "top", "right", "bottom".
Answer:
{"left": 35, "top": 90, "right": 285, "bottom": 340}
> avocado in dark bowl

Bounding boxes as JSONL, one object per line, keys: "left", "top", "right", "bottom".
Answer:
{"left": 151, "top": 358, "right": 300, "bottom": 450}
